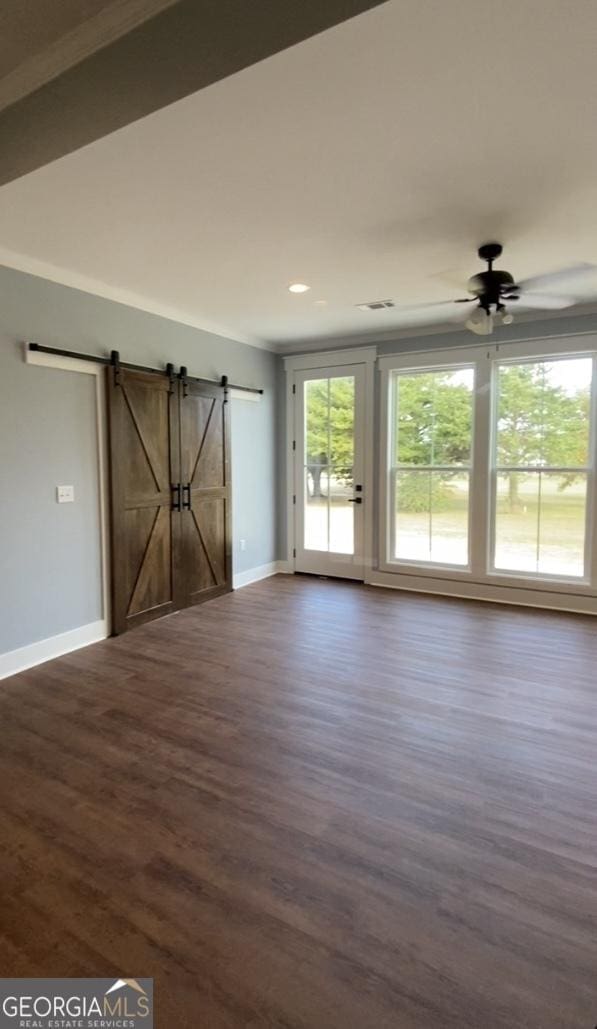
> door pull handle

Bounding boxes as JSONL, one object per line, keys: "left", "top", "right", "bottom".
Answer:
{"left": 171, "top": 484, "right": 181, "bottom": 511}
{"left": 182, "top": 483, "right": 192, "bottom": 510}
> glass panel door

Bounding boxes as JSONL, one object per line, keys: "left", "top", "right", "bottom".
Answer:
{"left": 295, "top": 365, "right": 365, "bottom": 578}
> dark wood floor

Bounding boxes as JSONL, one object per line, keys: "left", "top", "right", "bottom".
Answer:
{"left": 1, "top": 576, "right": 596, "bottom": 1028}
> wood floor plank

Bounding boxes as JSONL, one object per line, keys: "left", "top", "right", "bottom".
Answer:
{"left": 1, "top": 576, "right": 596, "bottom": 1027}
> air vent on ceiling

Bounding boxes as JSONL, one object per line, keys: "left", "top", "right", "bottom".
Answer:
{"left": 356, "top": 299, "right": 395, "bottom": 311}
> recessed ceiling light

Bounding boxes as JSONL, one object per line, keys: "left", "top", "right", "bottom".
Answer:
{"left": 288, "top": 282, "right": 310, "bottom": 293}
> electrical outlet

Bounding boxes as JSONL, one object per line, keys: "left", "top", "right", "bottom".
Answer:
{"left": 56, "top": 485, "right": 75, "bottom": 504}
{"left": 240, "top": 539, "right": 246, "bottom": 551}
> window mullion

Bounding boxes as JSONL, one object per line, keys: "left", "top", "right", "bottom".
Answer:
{"left": 469, "top": 351, "right": 492, "bottom": 578}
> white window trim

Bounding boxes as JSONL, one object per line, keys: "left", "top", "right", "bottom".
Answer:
{"left": 283, "top": 346, "right": 377, "bottom": 372}
{"left": 378, "top": 336, "right": 597, "bottom": 600}
{"left": 24, "top": 342, "right": 111, "bottom": 633}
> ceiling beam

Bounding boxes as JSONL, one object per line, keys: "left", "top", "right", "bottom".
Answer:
{"left": 0, "top": 0, "right": 387, "bottom": 187}
{"left": 0, "top": 0, "right": 179, "bottom": 114}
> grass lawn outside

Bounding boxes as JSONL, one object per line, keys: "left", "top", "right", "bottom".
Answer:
{"left": 304, "top": 476, "right": 587, "bottom": 578}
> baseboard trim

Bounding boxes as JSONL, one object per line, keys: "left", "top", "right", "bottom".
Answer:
{"left": 233, "top": 561, "right": 292, "bottom": 589}
{"left": 369, "top": 571, "right": 597, "bottom": 616}
{"left": 0, "top": 620, "right": 108, "bottom": 681}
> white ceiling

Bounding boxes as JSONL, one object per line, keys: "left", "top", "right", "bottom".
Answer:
{"left": 1, "top": 0, "right": 597, "bottom": 351}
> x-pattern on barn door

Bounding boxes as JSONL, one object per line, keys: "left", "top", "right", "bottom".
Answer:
{"left": 179, "top": 379, "right": 231, "bottom": 607}
{"left": 108, "top": 368, "right": 231, "bottom": 635}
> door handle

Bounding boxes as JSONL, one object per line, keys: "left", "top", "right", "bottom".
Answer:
{"left": 348, "top": 497, "right": 363, "bottom": 504}
{"left": 171, "top": 484, "right": 181, "bottom": 511}
{"left": 182, "top": 483, "right": 191, "bottom": 510}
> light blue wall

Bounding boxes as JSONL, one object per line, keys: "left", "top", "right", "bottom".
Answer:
{"left": 0, "top": 357, "right": 102, "bottom": 651}
{"left": 0, "top": 265, "right": 280, "bottom": 654}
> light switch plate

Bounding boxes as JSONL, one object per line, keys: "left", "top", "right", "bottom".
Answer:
{"left": 56, "top": 485, "right": 75, "bottom": 504}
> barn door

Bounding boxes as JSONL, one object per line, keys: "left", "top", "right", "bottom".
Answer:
{"left": 108, "top": 367, "right": 181, "bottom": 634}
{"left": 179, "top": 379, "right": 232, "bottom": 605}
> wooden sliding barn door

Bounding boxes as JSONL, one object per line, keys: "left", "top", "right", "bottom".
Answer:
{"left": 108, "top": 368, "right": 181, "bottom": 634}
{"left": 179, "top": 380, "right": 232, "bottom": 606}
{"left": 108, "top": 369, "right": 231, "bottom": 635}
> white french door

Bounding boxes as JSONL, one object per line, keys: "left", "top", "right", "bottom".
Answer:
{"left": 293, "top": 364, "right": 367, "bottom": 579}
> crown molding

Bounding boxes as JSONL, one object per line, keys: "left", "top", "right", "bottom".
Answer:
{"left": 0, "top": 246, "right": 274, "bottom": 351}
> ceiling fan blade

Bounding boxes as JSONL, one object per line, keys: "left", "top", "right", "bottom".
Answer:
{"left": 515, "top": 293, "right": 576, "bottom": 310}
{"left": 516, "top": 263, "right": 597, "bottom": 295}
{"left": 428, "top": 267, "right": 471, "bottom": 291}
{"left": 396, "top": 300, "right": 474, "bottom": 324}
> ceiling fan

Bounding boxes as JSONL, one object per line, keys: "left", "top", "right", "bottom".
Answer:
{"left": 401, "top": 243, "right": 597, "bottom": 335}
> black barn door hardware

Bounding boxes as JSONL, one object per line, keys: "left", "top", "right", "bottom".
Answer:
{"left": 110, "top": 350, "right": 121, "bottom": 386}
{"left": 171, "top": 484, "right": 181, "bottom": 511}
{"left": 178, "top": 367, "right": 262, "bottom": 396}
{"left": 28, "top": 342, "right": 173, "bottom": 379}
{"left": 180, "top": 366, "right": 190, "bottom": 398}
{"left": 182, "top": 483, "right": 191, "bottom": 510}
{"left": 27, "top": 343, "right": 264, "bottom": 396}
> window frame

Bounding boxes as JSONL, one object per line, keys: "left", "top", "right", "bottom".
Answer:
{"left": 378, "top": 336, "right": 597, "bottom": 596}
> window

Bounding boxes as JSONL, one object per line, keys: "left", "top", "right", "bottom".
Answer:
{"left": 492, "top": 356, "right": 593, "bottom": 578}
{"left": 391, "top": 366, "right": 474, "bottom": 566}
{"left": 380, "top": 341, "right": 597, "bottom": 598}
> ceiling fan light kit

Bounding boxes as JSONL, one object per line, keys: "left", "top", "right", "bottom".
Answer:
{"left": 465, "top": 306, "right": 494, "bottom": 335}
{"left": 495, "top": 308, "right": 514, "bottom": 327}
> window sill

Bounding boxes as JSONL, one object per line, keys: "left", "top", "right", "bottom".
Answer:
{"left": 379, "top": 559, "right": 596, "bottom": 597}
{"left": 372, "top": 566, "right": 597, "bottom": 615}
